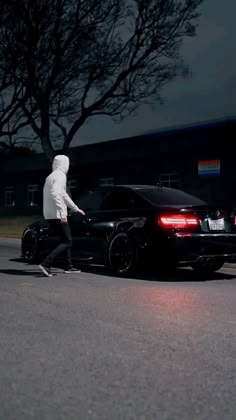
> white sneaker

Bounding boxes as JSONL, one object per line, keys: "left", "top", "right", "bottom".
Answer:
{"left": 39, "top": 265, "right": 53, "bottom": 277}
{"left": 64, "top": 267, "right": 81, "bottom": 274}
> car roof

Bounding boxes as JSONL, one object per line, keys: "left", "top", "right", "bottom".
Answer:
{"left": 113, "top": 185, "right": 178, "bottom": 193}
{"left": 116, "top": 184, "right": 156, "bottom": 189}
{"left": 96, "top": 184, "right": 178, "bottom": 193}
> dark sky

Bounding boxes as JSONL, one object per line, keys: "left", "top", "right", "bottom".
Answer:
{"left": 74, "top": 0, "right": 235, "bottom": 146}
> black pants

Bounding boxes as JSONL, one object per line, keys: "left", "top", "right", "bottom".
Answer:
{"left": 42, "top": 219, "right": 73, "bottom": 269}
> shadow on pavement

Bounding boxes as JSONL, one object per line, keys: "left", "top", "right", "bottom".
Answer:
{"left": 6, "top": 259, "right": 236, "bottom": 282}
{"left": 0, "top": 268, "right": 47, "bottom": 277}
{"left": 9, "top": 258, "right": 24, "bottom": 263}
{"left": 76, "top": 265, "right": 236, "bottom": 282}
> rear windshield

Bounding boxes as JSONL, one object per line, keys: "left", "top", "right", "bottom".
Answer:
{"left": 138, "top": 188, "right": 206, "bottom": 206}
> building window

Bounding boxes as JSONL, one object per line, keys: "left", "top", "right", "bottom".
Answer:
{"left": 68, "top": 178, "right": 77, "bottom": 192}
{"left": 99, "top": 177, "right": 115, "bottom": 186}
{"left": 158, "top": 173, "right": 180, "bottom": 189}
{"left": 27, "top": 185, "right": 39, "bottom": 207}
{"left": 5, "top": 187, "right": 16, "bottom": 207}
{"left": 67, "top": 178, "right": 78, "bottom": 199}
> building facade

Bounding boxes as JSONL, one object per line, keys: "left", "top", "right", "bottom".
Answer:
{"left": 0, "top": 118, "right": 235, "bottom": 216}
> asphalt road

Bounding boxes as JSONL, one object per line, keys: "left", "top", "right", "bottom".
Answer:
{"left": 0, "top": 240, "right": 236, "bottom": 420}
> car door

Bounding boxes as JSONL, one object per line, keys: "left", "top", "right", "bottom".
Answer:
{"left": 69, "top": 189, "right": 109, "bottom": 263}
{"left": 83, "top": 188, "right": 150, "bottom": 262}
{"left": 70, "top": 188, "right": 135, "bottom": 263}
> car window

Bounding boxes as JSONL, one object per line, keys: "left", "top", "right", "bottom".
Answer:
{"left": 77, "top": 190, "right": 108, "bottom": 211}
{"left": 101, "top": 189, "right": 149, "bottom": 210}
{"left": 138, "top": 188, "right": 205, "bottom": 206}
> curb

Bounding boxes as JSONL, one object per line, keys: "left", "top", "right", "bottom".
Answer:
{"left": 0, "top": 237, "right": 21, "bottom": 246}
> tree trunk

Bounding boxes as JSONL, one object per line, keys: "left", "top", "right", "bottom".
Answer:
{"left": 63, "top": 113, "right": 87, "bottom": 152}
{"left": 41, "top": 134, "right": 55, "bottom": 162}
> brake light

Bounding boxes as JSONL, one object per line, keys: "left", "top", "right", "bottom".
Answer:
{"left": 158, "top": 214, "right": 199, "bottom": 229}
{"left": 234, "top": 216, "right": 236, "bottom": 225}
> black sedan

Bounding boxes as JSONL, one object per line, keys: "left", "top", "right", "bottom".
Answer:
{"left": 21, "top": 184, "right": 236, "bottom": 275}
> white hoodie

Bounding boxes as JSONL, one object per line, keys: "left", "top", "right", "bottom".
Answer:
{"left": 43, "top": 155, "right": 80, "bottom": 220}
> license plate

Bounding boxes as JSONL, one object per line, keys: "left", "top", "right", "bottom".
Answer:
{"left": 208, "top": 218, "right": 224, "bottom": 231}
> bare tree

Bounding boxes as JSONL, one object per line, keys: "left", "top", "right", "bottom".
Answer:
{"left": 0, "top": 5, "right": 33, "bottom": 144}
{"left": 0, "top": 77, "right": 30, "bottom": 136}
{"left": 0, "top": 0, "right": 204, "bottom": 161}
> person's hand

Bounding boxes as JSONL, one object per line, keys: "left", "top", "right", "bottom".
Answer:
{"left": 77, "top": 209, "right": 85, "bottom": 216}
{"left": 61, "top": 217, "right": 68, "bottom": 223}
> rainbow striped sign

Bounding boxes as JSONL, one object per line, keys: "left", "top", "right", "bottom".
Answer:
{"left": 198, "top": 160, "right": 220, "bottom": 176}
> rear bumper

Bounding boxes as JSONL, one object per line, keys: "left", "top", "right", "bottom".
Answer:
{"left": 174, "top": 233, "right": 236, "bottom": 264}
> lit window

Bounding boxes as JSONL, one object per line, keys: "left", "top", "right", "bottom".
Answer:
{"left": 68, "top": 178, "right": 77, "bottom": 192}
{"left": 158, "top": 173, "right": 180, "bottom": 189}
{"left": 27, "top": 185, "right": 38, "bottom": 207}
{"left": 5, "top": 187, "right": 15, "bottom": 207}
{"left": 67, "top": 178, "right": 78, "bottom": 199}
{"left": 99, "top": 177, "right": 114, "bottom": 186}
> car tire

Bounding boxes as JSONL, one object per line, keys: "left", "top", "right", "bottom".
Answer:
{"left": 191, "top": 259, "right": 224, "bottom": 275}
{"left": 21, "top": 227, "right": 39, "bottom": 263}
{"left": 108, "top": 231, "right": 139, "bottom": 275}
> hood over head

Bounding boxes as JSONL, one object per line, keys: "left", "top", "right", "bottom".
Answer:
{"left": 52, "top": 155, "right": 70, "bottom": 174}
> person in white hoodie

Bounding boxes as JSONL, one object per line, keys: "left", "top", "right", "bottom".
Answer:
{"left": 39, "top": 155, "right": 85, "bottom": 277}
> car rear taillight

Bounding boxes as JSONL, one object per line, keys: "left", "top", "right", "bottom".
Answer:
{"left": 234, "top": 216, "right": 236, "bottom": 225}
{"left": 158, "top": 214, "right": 199, "bottom": 229}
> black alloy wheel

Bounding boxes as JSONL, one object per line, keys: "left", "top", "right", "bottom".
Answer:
{"left": 108, "top": 232, "right": 138, "bottom": 275}
{"left": 21, "top": 228, "right": 39, "bottom": 263}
